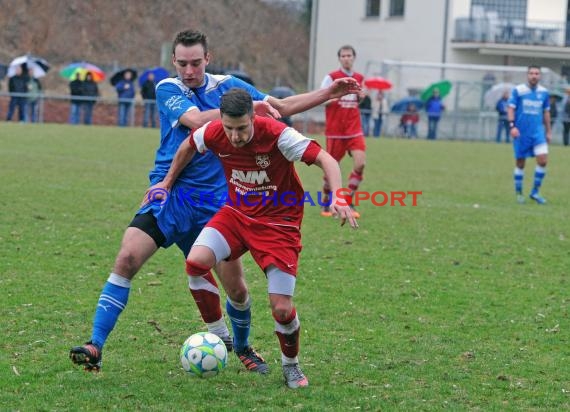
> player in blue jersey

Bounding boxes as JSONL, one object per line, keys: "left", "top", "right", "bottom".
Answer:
{"left": 69, "top": 29, "right": 360, "bottom": 373}
{"left": 507, "top": 65, "right": 551, "bottom": 204}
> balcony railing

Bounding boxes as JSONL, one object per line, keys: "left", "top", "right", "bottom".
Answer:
{"left": 454, "top": 17, "right": 567, "bottom": 47}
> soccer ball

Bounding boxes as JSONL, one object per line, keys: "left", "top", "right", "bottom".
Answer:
{"left": 180, "top": 332, "right": 228, "bottom": 378}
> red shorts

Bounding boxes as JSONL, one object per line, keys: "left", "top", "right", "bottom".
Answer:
{"left": 206, "top": 206, "right": 302, "bottom": 275}
{"left": 326, "top": 136, "right": 366, "bottom": 162}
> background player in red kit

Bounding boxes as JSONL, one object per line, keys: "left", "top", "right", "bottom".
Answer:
{"left": 320, "top": 44, "right": 367, "bottom": 218}
{"left": 146, "top": 88, "right": 358, "bottom": 389}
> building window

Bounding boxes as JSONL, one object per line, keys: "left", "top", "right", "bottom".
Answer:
{"left": 389, "top": 0, "right": 405, "bottom": 17}
{"left": 366, "top": 0, "right": 380, "bottom": 17}
{"left": 471, "top": 0, "right": 527, "bottom": 21}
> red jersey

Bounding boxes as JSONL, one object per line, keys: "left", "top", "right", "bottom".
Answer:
{"left": 188, "top": 116, "right": 321, "bottom": 226}
{"left": 321, "top": 69, "right": 365, "bottom": 139}
{"left": 401, "top": 112, "right": 419, "bottom": 124}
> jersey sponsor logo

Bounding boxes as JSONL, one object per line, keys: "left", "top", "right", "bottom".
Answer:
{"left": 337, "top": 93, "right": 359, "bottom": 109}
{"left": 255, "top": 154, "right": 270, "bottom": 169}
{"left": 164, "top": 95, "right": 184, "bottom": 111}
{"left": 340, "top": 93, "right": 358, "bottom": 102}
{"left": 522, "top": 99, "right": 543, "bottom": 115}
{"left": 231, "top": 169, "right": 270, "bottom": 184}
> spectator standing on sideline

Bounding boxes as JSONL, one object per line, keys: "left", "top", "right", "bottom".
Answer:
{"left": 69, "top": 73, "right": 84, "bottom": 125}
{"left": 495, "top": 91, "right": 510, "bottom": 143}
{"left": 82, "top": 72, "right": 99, "bottom": 125}
{"left": 27, "top": 76, "right": 42, "bottom": 123}
{"left": 425, "top": 88, "right": 445, "bottom": 139}
{"left": 141, "top": 72, "right": 157, "bottom": 128}
{"left": 507, "top": 65, "right": 551, "bottom": 204}
{"left": 562, "top": 89, "right": 570, "bottom": 146}
{"left": 400, "top": 103, "right": 419, "bottom": 138}
{"left": 115, "top": 70, "right": 135, "bottom": 127}
{"left": 358, "top": 90, "right": 371, "bottom": 136}
{"left": 6, "top": 64, "right": 29, "bottom": 122}
{"left": 320, "top": 44, "right": 366, "bottom": 218}
{"left": 371, "top": 91, "right": 388, "bottom": 138}
{"left": 146, "top": 88, "right": 358, "bottom": 388}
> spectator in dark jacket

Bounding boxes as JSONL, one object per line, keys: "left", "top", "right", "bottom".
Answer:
{"left": 140, "top": 72, "right": 157, "bottom": 128}
{"left": 115, "top": 70, "right": 135, "bottom": 127}
{"left": 82, "top": 72, "right": 99, "bottom": 125}
{"left": 6, "top": 64, "right": 29, "bottom": 122}
{"left": 495, "top": 91, "right": 510, "bottom": 143}
{"left": 358, "top": 91, "right": 372, "bottom": 137}
{"left": 69, "top": 73, "right": 84, "bottom": 125}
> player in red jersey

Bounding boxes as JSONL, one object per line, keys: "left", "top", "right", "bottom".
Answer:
{"left": 145, "top": 88, "right": 358, "bottom": 388}
{"left": 320, "top": 45, "right": 367, "bottom": 218}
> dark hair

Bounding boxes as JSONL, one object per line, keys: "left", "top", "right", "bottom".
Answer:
{"left": 528, "top": 64, "right": 541, "bottom": 72}
{"left": 172, "top": 30, "right": 208, "bottom": 55}
{"left": 337, "top": 45, "right": 356, "bottom": 57}
{"left": 220, "top": 88, "right": 253, "bottom": 118}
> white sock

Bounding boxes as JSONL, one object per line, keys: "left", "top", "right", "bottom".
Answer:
{"left": 207, "top": 318, "right": 230, "bottom": 338}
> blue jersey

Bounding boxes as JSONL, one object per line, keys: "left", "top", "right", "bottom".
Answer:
{"left": 508, "top": 83, "right": 549, "bottom": 140}
{"left": 137, "top": 73, "right": 268, "bottom": 252}
{"left": 152, "top": 73, "right": 267, "bottom": 197}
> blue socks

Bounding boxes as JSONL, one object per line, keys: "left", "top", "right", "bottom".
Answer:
{"left": 514, "top": 167, "right": 524, "bottom": 194}
{"left": 91, "top": 273, "right": 130, "bottom": 349}
{"left": 532, "top": 165, "right": 546, "bottom": 194}
{"left": 226, "top": 296, "right": 251, "bottom": 353}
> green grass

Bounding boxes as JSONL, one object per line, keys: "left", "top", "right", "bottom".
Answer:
{"left": 1, "top": 123, "right": 569, "bottom": 411}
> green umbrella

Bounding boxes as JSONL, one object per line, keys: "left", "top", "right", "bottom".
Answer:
{"left": 421, "top": 80, "right": 452, "bottom": 101}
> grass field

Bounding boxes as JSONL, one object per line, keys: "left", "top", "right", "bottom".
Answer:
{"left": 1, "top": 123, "right": 569, "bottom": 411}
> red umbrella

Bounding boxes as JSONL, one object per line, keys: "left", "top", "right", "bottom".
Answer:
{"left": 364, "top": 76, "right": 392, "bottom": 91}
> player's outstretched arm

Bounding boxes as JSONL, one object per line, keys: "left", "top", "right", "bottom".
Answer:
{"left": 142, "top": 138, "right": 196, "bottom": 206}
{"left": 179, "top": 108, "right": 220, "bottom": 131}
{"left": 179, "top": 102, "right": 280, "bottom": 129}
{"left": 253, "top": 101, "right": 282, "bottom": 119}
{"left": 267, "top": 78, "right": 361, "bottom": 117}
{"left": 313, "top": 149, "right": 359, "bottom": 229}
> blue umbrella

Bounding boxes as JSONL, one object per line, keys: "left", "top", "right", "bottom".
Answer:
{"left": 225, "top": 70, "right": 254, "bottom": 86}
{"left": 138, "top": 66, "right": 170, "bottom": 87}
{"left": 391, "top": 97, "right": 424, "bottom": 113}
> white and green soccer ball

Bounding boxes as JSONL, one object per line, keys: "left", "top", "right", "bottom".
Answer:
{"left": 180, "top": 332, "right": 228, "bottom": 378}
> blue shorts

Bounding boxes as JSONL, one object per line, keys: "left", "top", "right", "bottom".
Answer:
{"left": 137, "top": 183, "right": 222, "bottom": 256}
{"left": 513, "top": 135, "right": 548, "bottom": 159}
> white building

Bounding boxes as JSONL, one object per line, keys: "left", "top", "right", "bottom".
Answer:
{"left": 309, "top": 0, "right": 570, "bottom": 90}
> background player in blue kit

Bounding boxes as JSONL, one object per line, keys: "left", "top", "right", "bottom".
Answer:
{"left": 507, "top": 65, "right": 551, "bottom": 204}
{"left": 69, "top": 29, "right": 360, "bottom": 373}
